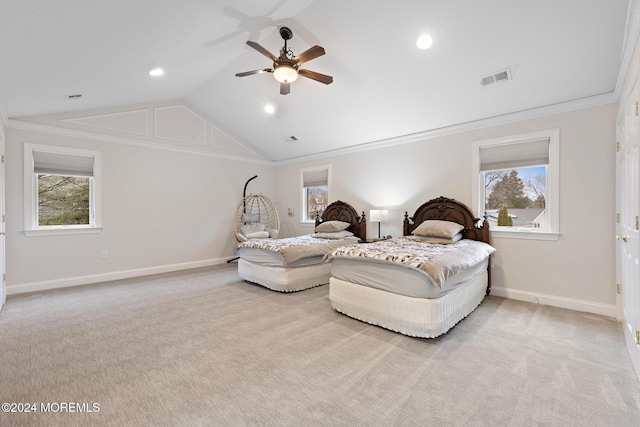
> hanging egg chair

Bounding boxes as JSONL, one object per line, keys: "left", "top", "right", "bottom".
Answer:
{"left": 234, "top": 194, "right": 280, "bottom": 242}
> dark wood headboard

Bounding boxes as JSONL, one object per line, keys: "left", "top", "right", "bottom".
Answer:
{"left": 315, "top": 200, "right": 367, "bottom": 241}
{"left": 403, "top": 196, "right": 490, "bottom": 243}
{"left": 403, "top": 196, "right": 492, "bottom": 293}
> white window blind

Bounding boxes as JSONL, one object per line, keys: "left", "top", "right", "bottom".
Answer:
{"left": 479, "top": 138, "right": 549, "bottom": 171}
{"left": 302, "top": 169, "right": 328, "bottom": 187}
{"left": 33, "top": 151, "right": 94, "bottom": 177}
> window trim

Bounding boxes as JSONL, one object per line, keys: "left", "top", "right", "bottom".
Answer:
{"left": 300, "top": 164, "right": 331, "bottom": 224}
{"left": 24, "top": 143, "right": 102, "bottom": 237}
{"left": 472, "top": 129, "right": 560, "bottom": 241}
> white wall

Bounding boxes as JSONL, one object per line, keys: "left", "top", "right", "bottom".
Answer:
{"left": 4, "top": 100, "right": 617, "bottom": 316}
{"left": 275, "top": 104, "right": 616, "bottom": 316}
{"left": 5, "top": 105, "right": 276, "bottom": 293}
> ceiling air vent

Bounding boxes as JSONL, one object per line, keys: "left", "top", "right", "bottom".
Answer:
{"left": 480, "top": 69, "right": 512, "bottom": 87}
{"left": 64, "top": 94, "right": 83, "bottom": 101}
{"left": 285, "top": 135, "right": 299, "bottom": 142}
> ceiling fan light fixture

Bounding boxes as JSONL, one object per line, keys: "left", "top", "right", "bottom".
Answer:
{"left": 273, "top": 65, "right": 298, "bottom": 83}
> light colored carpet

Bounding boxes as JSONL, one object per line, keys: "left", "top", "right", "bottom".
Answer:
{"left": 0, "top": 264, "right": 638, "bottom": 426}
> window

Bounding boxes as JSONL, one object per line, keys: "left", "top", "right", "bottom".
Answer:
{"left": 301, "top": 165, "right": 330, "bottom": 223}
{"left": 472, "top": 129, "right": 559, "bottom": 240}
{"left": 24, "top": 143, "right": 102, "bottom": 236}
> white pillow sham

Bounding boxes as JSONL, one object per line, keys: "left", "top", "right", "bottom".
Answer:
{"left": 315, "top": 220, "right": 351, "bottom": 233}
{"left": 412, "top": 219, "right": 464, "bottom": 239}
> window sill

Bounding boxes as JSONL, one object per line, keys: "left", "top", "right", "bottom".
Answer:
{"left": 490, "top": 229, "right": 560, "bottom": 241}
{"left": 24, "top": 227, "right": 103, "bottom": 237}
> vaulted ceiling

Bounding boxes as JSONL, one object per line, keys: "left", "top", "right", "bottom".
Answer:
{"left": 0, "top": 1, "right": 633, "bottom": 162}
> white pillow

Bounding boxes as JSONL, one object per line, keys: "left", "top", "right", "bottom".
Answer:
{"left": 242, "top": 212, "right": 260, "bottom": 223}
{"left": 244, "top": 231, "right": 270, "bottom": 239}
{"left": 415, "top": 233, "right": 462, "bottom": 244}
{"left": 412, "top": 220, "right": 464, "bottom": 239}
{"left": 265, "top": 228, "right": 278, "bottom": 239}
{"left": 315, "top": 220, "right": 350, "bottom": 233}
{"left": 241, "top": 222, "right": 265, "bottom": 235}
{"left": 313, "top": 230, "right": 354, "bottom": 239}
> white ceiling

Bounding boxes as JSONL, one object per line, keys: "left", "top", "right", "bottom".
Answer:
{"left": 0, "top": 0, "right": 633, "bottom": 162}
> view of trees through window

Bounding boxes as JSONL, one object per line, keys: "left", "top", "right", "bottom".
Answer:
{"left": 306, "top": 185, "right": 328, "bottom": 221}
{"left": 483, "top": 166, "right": 546, "bottom": 228}
{"left": 38, "top": 174, "right": 90, "bottom": 225}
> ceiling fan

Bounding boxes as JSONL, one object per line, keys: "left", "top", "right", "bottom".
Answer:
{"left": 235, "top": 26, "right": 333, "bottom": 95}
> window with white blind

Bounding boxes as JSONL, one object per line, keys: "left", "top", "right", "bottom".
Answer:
{"left": 24, "top": 143, "right": 102, "bottom": 236}
{"left": 300, "top": 165, "right": 330, "bottom": 223}
{"left": 472, "top": 129, "right": 560, "bottom": 240}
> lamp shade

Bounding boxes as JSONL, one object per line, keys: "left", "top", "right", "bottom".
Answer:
{"left": 273, "top": 65, "right": 298, "bottom": 83}
{"left": 369, "top": 209, "right": 389, "bottom": 223}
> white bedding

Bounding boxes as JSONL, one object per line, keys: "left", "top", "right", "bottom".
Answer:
{"left": 326, "top": 236, "right": 495, "bottom": 337}
{"left": 238, "top": 234, "right": 360, "bottom": 265}
{"left": 238, "top": 248, "right": 323, "bottom": 267}
{"left": 325, "top": 236, "right": 495, "bottom": 287}
{"left": 329, "top": 270, "right": 488, "bottom": 338}
{"left": 330, "top": 258, "right": 488, "bottom": 298}
{"left": 236, "top": 234, "right": 360, "bottom": 292}
{"left": 238, "top": 259, "right": 331, "bottom": 292}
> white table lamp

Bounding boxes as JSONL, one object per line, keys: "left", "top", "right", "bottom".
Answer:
{"left": 370, "top": 209, "right": 389, "bottom": 238}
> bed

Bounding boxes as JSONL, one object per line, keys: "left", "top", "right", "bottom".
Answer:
{"left": 237, "top": 200, "right": 366, "bottom": 292}
{"left": 325, "top": 196, "right": 495, "bottom": 338}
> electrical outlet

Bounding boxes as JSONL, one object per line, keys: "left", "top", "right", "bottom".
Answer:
{"left": 101, "top": 250, "right": 108, "bottom": 259}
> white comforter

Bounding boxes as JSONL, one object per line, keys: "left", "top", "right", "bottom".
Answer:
{"left": 324, "top": 236, "right": 496, "bottom": 287}
{"left": 237, "top": 234, "right": 360, "bottom": 265}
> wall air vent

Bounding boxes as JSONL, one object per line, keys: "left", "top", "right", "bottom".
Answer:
{"left": 480, "top": 68, "right": 512, "bottom": 87}
{"left": 64, "top": 94, "right": 83, "bottom": 101}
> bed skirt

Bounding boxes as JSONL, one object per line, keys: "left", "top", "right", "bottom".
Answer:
{"left": 329, "top": 270, "right": 487, "bottom": 338}
{"left": 238, "top": 259, "right": 331, "bottom": 292}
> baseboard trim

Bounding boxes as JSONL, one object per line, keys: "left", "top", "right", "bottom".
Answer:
{"left": 490, "top": 286, "right": 617, "bottom": 318}
{"left": 7, "top": 258, "right": 231, "bottom": 295}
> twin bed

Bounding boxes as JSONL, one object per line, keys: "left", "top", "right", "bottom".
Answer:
{"left": 236, "top": 200, "right": 366, "bottom": 292}
{"left": 326, "top": 197, "right": 494, "bottom": 338}
{"left": 236, "top": 196, "right": 495, "bottom": 338}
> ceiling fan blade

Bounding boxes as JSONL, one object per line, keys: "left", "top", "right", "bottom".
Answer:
{"left": 298, "top": 69, "right": 333, "bottom": 85}
{"left": 235, "top": 68, "right": 273, "bottom": 77}
{"left": 246, "top": 40, "right": 278, "bottom": 62}
{"left": 294, "top": 45, "right": 325, "bottom": 65}
{"left": 280, "top": 82, "right": 290, "bottom": 95}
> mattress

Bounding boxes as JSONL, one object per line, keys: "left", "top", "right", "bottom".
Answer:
{"left": 330, "top": 258, "right": 489, "bottom": 298}
{"left": 238, "top": 247, "right": 323, "bottom": 267}
{"left": 238, "top": 259, "right": 332, "bottom": 292}
{"left": 237, "top": 234, "right": 360, "bottom": 266}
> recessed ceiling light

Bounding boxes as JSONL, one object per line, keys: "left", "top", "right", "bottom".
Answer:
{"left": 149, "top": 68, "right": 164, "bottom": 77}
{"left": 264, "top": 104, "right": 275, "bottom": 114}
{"left": 416, "top": 34, "right": 433, "bottom": 50}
